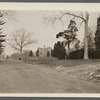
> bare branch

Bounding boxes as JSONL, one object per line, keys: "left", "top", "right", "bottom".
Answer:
{"left": 23, "top": 40, "right": 37, "bottom": 47}
{"left": 60, "top": 11, "right": 86, "bottom": 21}
{"left": 9, "top": 43, "right": 20, "bottom": 51}
{"left": 14, "top": 36, "right": 21, "bottom": 47}
{"left": 44, "top": 11, "right": 86, "bottom": 31}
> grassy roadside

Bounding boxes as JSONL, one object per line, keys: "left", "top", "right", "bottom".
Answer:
{"left": 26, "top": 57, "right": 100, "bottom": 67}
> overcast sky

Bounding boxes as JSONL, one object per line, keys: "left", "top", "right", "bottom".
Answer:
{"left": 1, "top": 10, "right": 99, "bottom": 55}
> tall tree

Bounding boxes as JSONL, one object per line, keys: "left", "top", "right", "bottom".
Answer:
{"left": 44, "top": 11, "right": 89, "bottom": 59}
{"left": 0, "top": 11, "right": 16, "bottom": 60}
{"left": 56, "top": 20, "right": 78, "bottom": 59}
{"left": 88, "top": 27, "right": 94, "bottom": 49}
{"left": 36, "top": 49, "right": 39, "bottom": 57}
{"left": 29, "top": 50, "right": 33, "bottom": 57}
{"left": 52, "top": 41, "right": 66, "bottom": 59}
{"left": 0, "top": 13, "right": 6, "bottom": 59}
{"left": 94, "top": 16, "right": 100, "bottom": 49}
{"left": 82, "top": 27, "right": 94, "bottom": 49}
{"left": 9, "top": 28, "right": 37, "bottom": 60}
{"left": 47, "top": 51, "right": 50, "bottom": 57}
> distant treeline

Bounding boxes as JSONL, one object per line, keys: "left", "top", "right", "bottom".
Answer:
{"left": 69, "top": 49, "right": 100, "bottom": 59}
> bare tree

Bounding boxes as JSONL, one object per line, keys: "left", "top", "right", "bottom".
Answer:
{"left": 44, "top": 11, "right": 89, "bottom": 59}
{"left": 9, "top": 28, "right": 37, "bottom": 59}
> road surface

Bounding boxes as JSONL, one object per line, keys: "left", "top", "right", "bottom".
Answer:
{"left": 0, "top": 59, "right": 100, "bottom": 93}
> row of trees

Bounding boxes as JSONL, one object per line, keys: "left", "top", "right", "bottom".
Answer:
{"left": 7, "top": 11, "right": 96, "bottom": 60}
{"left": 0, "top": 11, "right": 99, "bottom": 60}
{"left": 9, "top": 15, "right": 100, "bottom": 60}
{"left": 9, "top": 11, "right": 97, "bottom": 60}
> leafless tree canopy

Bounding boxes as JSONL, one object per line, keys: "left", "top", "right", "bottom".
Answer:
{"left": 9, "top": 28, "right": 37, "bottom": 54}
{"left": 44, "top": 11, "right": 86, "bottom": 29}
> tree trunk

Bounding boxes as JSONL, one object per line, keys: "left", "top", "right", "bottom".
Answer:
{"left": 66, "top": 43, "right": 70, "bottom": 59}
{"left": 65, "top": 50, "right": 67, "bottom": 60}
{"left": 20, "top": 48, "right": 23, "bottom": 60}
{"left": 83, "top": 12, "right": 89, "bottom": 59}
{"left": 0, "top": 54, "right": 1, "bottom": 60}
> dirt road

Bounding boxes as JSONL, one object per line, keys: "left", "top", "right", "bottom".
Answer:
{"left": 0, "top": 59, "right": 100, "bottom": 93}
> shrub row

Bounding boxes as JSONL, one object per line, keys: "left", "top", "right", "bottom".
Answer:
{"left": 69, "top": 49, "right": 100, "bottom": 59}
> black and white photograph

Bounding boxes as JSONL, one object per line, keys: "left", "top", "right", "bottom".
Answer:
{"left": 0, "top": 3, "right": 100, "bottom": 94}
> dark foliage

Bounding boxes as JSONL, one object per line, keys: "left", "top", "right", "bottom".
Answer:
{"left": 47, "top": 51, "right": 50, "bottom": 57}
{"left": 94, "top": 16, "right": 100, "bottom": 49}
{"left": 69, "top": 49, "right": 100, "bottom": 59}
{"left": 36, "top": 49, "right": 39, "bottom": 57}
{"left": 52, "top": 41, "right": 66, "bottom": 59}
{"left": 56, "top": 32, "right": 64, "bottom": 38}
{"left": 69, "top": 49, "right": 84, "bottom": 59}
{"left": 6, "top": 55, "right": 9, "bottom": 59}
{"left": 92, "top": 49, "right": 100, "bottom": 59}
{"left": 29, "top": 50, "right": 33, "bottom": 57}
{"left": 0, "top": 14, "right": 6, "bottom": 55}
{"left": 19, "top": 58, "right": 22, "bottom": 60}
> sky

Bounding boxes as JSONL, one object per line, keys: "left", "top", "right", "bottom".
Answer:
{"left": 1, "top": 10, "right": 99, "bottom": 56}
